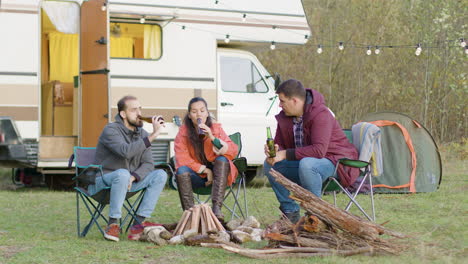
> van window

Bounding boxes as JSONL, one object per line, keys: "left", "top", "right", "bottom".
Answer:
{"left": 110, "top": 23, "right": 162, "bottom": 60}
{"left": 220, "top": 56, "right": 268, "bottom": 93}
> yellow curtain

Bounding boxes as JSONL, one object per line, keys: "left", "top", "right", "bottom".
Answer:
{"left": 110, "top": 37, "right": 134, "bottom": 58}
{"left": 144, "top": 25, "right": 162, "bottom": 59}
{"left": 49, "top": 32, "right": 78, "bottom": 83}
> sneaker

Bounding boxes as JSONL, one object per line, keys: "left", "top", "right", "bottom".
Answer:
{"left": 104, "top": 223, "right": 120, "bottom": 242}
{"left": 282, "top": 210, "right": 300, "bottom": 224}
{"left": 127, "top": 221, "right": 162, "bottom": 241}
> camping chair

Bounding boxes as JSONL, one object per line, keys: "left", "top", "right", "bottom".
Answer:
{"left": 321, "top": 129, "right": 376, "bottom": 222}
{"left": 71, "top": 147, "right": 147, "bottom": 237}
{"left": 169, "top": 132, "right": 249, "bottom": 221}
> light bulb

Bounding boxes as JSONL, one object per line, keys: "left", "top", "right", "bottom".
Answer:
{"left": 270, "top": 42, "right": 276, "bottom": 50}
{"left": 366, "top": 47, "right": 372, "bottom": 55}
{"left": 101, "top": 3, "right": 106, "bottom": 11}
{"left": 375, "top": 46, "right": 380, "bottom": 55}
{"left": 140, "top": 17, "right": 145, "bottom": 24}
{"left": 460, "top": 38, "right": 466, "bottom": 47}
{"left": 415, "top": 49, "right": 421, "bottom": 56}
{"left": 465, "top": 46, "right": 468, "bottom": 55}
{"left": 242, "top": 14, "right": 247, "bottom": 22}
{"left": 304, "top": 35, "right": 309, "bottom": 43}
{"left": 224, "top": 35, "right": 230, "bottom": 43}
{"left": 338, "top": 42, "right": 344, "bottom": 50}
{"left": 317, "top": 45, "right": 323, "bottom": 54}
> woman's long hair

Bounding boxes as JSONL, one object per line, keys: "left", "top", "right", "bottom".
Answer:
{"left": 183, "top": 97, "right": 213, "bottom": 165}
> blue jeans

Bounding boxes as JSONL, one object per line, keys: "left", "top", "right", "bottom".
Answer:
{"left": 176, "top": 156, "right": 228, "bottom": 189}
{"left": 88, "top": 169, "right": 167, "bottom": 219}
{"left": 264, "top": 158, "right": 336, "bottom": 213}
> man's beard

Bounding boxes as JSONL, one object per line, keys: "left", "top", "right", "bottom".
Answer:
{"left": 128, "top": 118, "right": 143, "bottom": 128}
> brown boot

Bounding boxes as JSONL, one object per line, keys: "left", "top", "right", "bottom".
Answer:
{"left": 211, "top": 159, "right": 230, "bottom": 221}
{"left": 175, "top": 172, "right": 194, "bottom": 211}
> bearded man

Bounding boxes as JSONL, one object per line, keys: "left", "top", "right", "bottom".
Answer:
{"left": 88, "top": 95, "right": 167, "bottom": 242}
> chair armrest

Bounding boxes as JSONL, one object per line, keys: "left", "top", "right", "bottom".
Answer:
{"left": 339, "top": 158, "right": 369, "bottom": 169}
{"left": 233, "top": 157, "right": 248, "bottom": 173}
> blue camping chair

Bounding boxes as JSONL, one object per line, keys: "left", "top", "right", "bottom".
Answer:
{"left": 70, "top": 147, "right": 147, "bottom": 237}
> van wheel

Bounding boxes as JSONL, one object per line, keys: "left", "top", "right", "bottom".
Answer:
{"left": 45, "top": 174, "right": 74, "bottom": 191}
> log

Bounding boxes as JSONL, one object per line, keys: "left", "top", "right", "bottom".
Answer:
{"left": 264, "top": 233, "right": 329, "bottom": 248}
{"left": 269, "top": 169, "right": 405, "bottom": 240}
{"left": 173, "top": 210, "right": 189, "bottom": 236}
{"left": 191, "top": 205, "right": 201, "bottom": 232}
{"left": 214, "top": 244, "right": 373, "bottom": 259}
{"left": 207, "top": 205, "right": 226, "bottom": 231}
{"left": 175, "top": 210, "right": 191, "bottom": 236}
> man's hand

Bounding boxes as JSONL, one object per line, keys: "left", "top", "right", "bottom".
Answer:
{"left": 264, "top": 143, "right": 279, "bottom": 158}
{"left": 128, "top": 175, "right": 136, "bottom": 191}
{"left": 204, "top": 168, "right": 213, "bottom": 186}
{"left": 148, "top": 115, "right": 165, "bottom": 142}
{"left": 266, "top": 149, "right": 286, "bottom": 166}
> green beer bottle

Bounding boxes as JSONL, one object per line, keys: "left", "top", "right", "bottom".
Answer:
{"left": 266, "top": 127, "right": 276, "bottom": 158}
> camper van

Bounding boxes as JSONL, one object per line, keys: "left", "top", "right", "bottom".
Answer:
{"left": 0, "top": 0, "right": 310, "bottom": 185}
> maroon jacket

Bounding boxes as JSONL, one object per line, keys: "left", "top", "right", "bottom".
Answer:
{"left": 275, "top": 89, "right": 359, "bottom": 187}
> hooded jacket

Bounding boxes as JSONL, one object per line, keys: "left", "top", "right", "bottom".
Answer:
{"left": 275, "top": 89, "right": 359, "bottom": 187}
{"left": 174, "top": 123, "right": 238, "bottom": 186}
{"left": 94, "top": 114, "right": 154, "bottom": 182}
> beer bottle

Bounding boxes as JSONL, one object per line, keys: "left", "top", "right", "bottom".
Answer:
{"left": 197, "top": 118, "right": 205, "bottom": 139}
{"left": 140, "top": 116, "right": 164, "bottom": 123}
{"left": 266, "top": 127, "right": 276, "bottom": 158}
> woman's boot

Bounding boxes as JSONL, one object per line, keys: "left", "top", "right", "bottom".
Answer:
{"left": 175, "top": 172, "right": 194, "bottom": 211}
{"left": 211, "top": 159, "right": 230, "bottom": 221}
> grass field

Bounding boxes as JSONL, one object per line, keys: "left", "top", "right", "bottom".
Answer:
{"left": 0, "top": 146, "right": 466, "bottom": 264}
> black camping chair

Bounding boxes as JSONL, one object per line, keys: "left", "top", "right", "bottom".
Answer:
{"left": 321, "top": 129, "right": 376, "bottom": 222}
{"left": 70, "top": 147, "right": 147, "bottom": 237}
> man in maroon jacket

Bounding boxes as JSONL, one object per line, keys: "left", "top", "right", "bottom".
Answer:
{"left": 264, "top": 79, "right": 359, "bottom": 223}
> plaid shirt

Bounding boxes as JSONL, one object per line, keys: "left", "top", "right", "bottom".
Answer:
{"left": 293, "top": 116, "right": 304, "bottom": 148}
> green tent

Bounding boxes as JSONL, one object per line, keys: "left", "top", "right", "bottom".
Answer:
{"left": 361, "top": 112, "right": 442, "bottom": 193}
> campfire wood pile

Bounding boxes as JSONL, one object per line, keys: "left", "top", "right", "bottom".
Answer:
{"left": 201, "top": 169, "right": 406, "bottom": 259}
{"left": 173, "top": 203, "right": 225, "bottom": 236}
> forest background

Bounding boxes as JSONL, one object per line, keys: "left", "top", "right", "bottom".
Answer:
{"left": 254, "top": 0, "right": 467, "bottom": 143}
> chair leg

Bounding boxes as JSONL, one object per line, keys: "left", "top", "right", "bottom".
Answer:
{"left": 369, "top": 172, "right": 376, "bottom": 222}
{"left": 76, "top": 191, "right": 80, "bottom": 237}
{"left": 334, "top": 177, "right": 373, "bottom": 221}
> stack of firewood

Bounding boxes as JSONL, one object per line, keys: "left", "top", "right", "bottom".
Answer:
{"left": 201, "top": 169, "right": 407, "bottom": 259}
{"left": 173, "top": 203, "right": 225, "bottom": 236}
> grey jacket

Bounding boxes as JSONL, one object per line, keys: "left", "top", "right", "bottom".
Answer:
{"left": 94, "top": 114, "right": 154, "bottom": 182}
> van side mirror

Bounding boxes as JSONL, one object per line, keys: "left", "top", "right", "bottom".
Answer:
{"left": 273, "top": 73, "right": 282, "bottom": 91}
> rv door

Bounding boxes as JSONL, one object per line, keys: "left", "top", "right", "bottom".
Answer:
{"left": 80, "top": 0, "right": 109, "bottom": 147}
{"left": 217, "top": 49, "right": 279, "bottom": 165}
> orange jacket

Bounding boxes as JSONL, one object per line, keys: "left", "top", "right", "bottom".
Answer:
{"left": 174, "top": 123, "right": 239, "bottom": 186}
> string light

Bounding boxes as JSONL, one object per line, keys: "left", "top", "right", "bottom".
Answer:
{"left": 242, "top": 14, "right": 247, "bottom": 22}
{"left": 215, "top": 0, "right": 219, "bottom": 4}
{"left": 317, "top": 44, "right": 323, "bottom": 54}
{"left": 465, "top": 46, "right": 468, "bottom": 55}
{"left": 460, "top": 38, "right": 466, "bottom": 47}
{"left": 224, "top": 34, "right": 230, "bottom": 43}
{"left": 338, "top": 42, "right": 344, "bottom": 50}
{"left": 101, "top": 2, "right": 107, "bottom": 11}
{"left": 181, "top": 25, "right": 186, "bottom": 30}
{"left": 375, "top": 46, "right": 381, "bottom": 55}
{"left": 272, "top": 25, "right": 277, "bottom": 30}
{"left": 140, "top": 16, "right": 145, "bottom": 24}
{"left": 304, "top": 35, "right": 309, "bottom": 43}
{"left": 366, "top": 46, "right": 372, "bottom": 55}
{"left": 270, "top": 41, "right": 276, "bottom": 50}
{"left": 415, "top": 43, "right": 422, "bottom": 56}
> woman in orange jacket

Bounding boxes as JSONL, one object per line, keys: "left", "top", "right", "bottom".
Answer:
{"left": 174, "top": 97, "right": 238, "bottom": 220}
